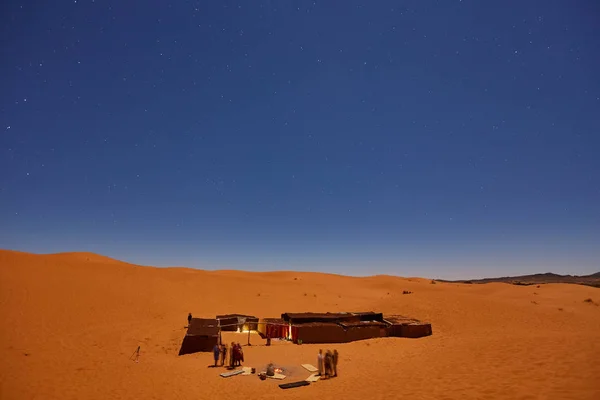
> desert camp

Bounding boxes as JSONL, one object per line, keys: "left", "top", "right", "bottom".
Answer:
{"left": 178, "top": 310, "right": 432, "bottom": 388}
{"left": 180, "top": 311, "right": 432, "bottom": 356}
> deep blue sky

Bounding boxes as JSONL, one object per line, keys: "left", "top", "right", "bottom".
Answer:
{"left": 1, "top": 1, "right": 599, "bottom": 279}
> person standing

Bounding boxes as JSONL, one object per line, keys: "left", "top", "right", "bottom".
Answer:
{"left": 324, "top": 350, "right": 333, "bottom": 378}
{"left": 212, "top": 344, "right": 220, "bottom": 367}
{"left": 187, "top": 313, "right": 192, "bottom": 326}
{"left": 233, "top": 343, "right": 239, "bottom": 366}
{"left": 220, "top": 344, "right": 227, "bottom": 367}
{"left": 317, "top": 349, "right": 324, "bottom": 376}
{"left": 229, "top": 342, "right": 236, "bottom": 368}
{"left": 237, "top": 343, "right": 244, "bottom": 365}
{"left": 332, "top": 349, "right": 339, "bottom": 377}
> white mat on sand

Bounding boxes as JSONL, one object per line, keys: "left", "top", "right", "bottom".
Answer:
{"left": 220, "top": 370, "right": 243, "bottom": 378}
{"left": 241, "top": 367, "right": 253, "bottom": 376}
{"left": 260, "top": 372, "right": 286, "bottom": 380}
{"left": 305, "top": 373, "right": 320, "bottom": 382}
{"left": 301, "top": 364, "right": 318, "bottom": 372}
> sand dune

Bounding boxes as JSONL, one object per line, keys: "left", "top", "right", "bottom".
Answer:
{"left": 1, "top": 250, "right": 599, "bottom": 400}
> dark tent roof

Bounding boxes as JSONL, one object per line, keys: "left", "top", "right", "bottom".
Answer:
{"left": 338, "top": 320, "right": 388, "bottom": 328}
{"left": 352, "top": 312, "right": 384, "bottom": 322}
{"left": 187, "top": 318, "right": 219, "bottom": 336}
{"left": 281, "top": 312, "right": 353, "bottom": 322}
{"left": 383, "top": 315, "right": 419, "bottom": 324}
{"left": 352, "top": 311, "right": 382, "bottom": 317}
{"left": 293, "top": 322, "right": 342, "bottom": 327}
{"left": 261, "top": 318, "right": 286, "bottom": 323}
{"left": 281, "top": 312, "right": 383, "bottom": 323}
{"left": 216, "top": 314, "right": 257, "bottom": 319}
{"left": 350, "top": 311, "right": 379, "bottom": 316}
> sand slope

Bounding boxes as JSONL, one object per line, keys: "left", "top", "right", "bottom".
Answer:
{"left": 1, "top": 250, "right": 599, "bottom": 400}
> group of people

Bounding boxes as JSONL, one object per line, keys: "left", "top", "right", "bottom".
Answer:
{"left": 213, "top": 342, "right": 244, "bottom": 368}
{"left": 317, "top": 349, "right": 339, "bottom": 378}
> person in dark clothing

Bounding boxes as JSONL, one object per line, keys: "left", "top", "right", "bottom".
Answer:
{"left": 324, "top": 350, "right": 333, "bottom": 378}
{"left": 212, "top": 344, "right": 220, "bottom": 367}
{"left": 187, "top": 313, "right": 192, "bottom": 326}
{"left": 233, "top": 343, "right": 241, "bottom": 366}
{"left": 332, "top": 349, "right": 339, "bottom": 377}
{"left": 229, "top": 342, "right": 236, "bottom": 368}
{"left": 220, "top": 344, "right": 227, "bottom": 367}
{"left": 232, "top": 343, "right": 238, "bottom": 366}
{"left": 237, "top": 343, "right": 244, "bottom": 365}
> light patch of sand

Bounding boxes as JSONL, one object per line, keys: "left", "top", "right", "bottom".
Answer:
{"left": 1, "top": 250, "right": 599, "bottom": 400}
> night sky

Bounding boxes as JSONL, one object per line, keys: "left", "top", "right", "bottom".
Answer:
{"left": 1, "top": 1, "right": 599, "bottom": 279}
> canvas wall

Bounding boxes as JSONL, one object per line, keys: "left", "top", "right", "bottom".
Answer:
{"left": 295, "top": 323, "right": 347, "bottom": 344}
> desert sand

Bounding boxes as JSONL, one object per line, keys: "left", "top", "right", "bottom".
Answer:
{"left": 0, "top": 249, "right": 599, "bottom": 400}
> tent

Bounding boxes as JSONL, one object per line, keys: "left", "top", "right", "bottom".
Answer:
{"left": 339, "top": 321, "right": 388, "bottom": 342}
{"left": 258, "top": 318, "right": 289, "bottom": 340}
{"left": 294, "top": 322, "right": 347, "bottom": 344}
{"left": 216, "top": 314, "right": 259, "bottom": 331}
{"left": 178, "top": 318, "right": 219, "bottom": 355}
{"left": 384, "top": 315, "right": 432, "bottom": 338}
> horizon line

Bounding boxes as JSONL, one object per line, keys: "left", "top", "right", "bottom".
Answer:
{"left": 1, "top": 248, "right": 597, "bottom": 282}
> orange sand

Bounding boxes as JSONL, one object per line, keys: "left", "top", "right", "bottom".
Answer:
{"left": 1, "top": 249, "right": 599, "bottom": 399}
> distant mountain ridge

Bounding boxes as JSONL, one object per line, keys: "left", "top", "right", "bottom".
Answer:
{"left": 441, "top": 272, "right": 600, "bottom": 288}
